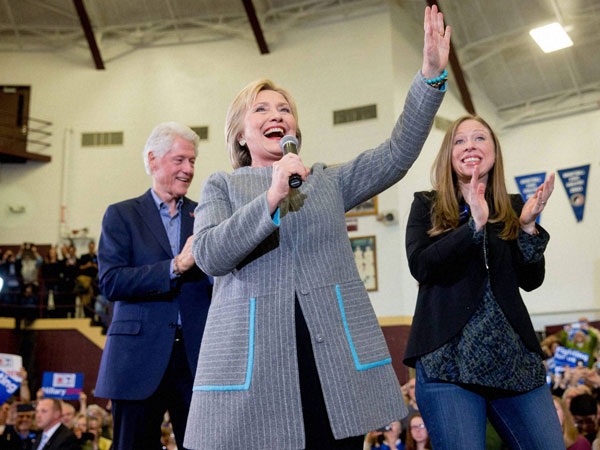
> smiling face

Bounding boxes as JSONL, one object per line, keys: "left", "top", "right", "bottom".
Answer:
{"left": 451, "top": 119, "right": 496, "bottom": 187}
{"left": 149, "top": 136, "right": 196, "bottom": 203}
{"left": 240, "top": 89, "right": 297, "bottom": 168}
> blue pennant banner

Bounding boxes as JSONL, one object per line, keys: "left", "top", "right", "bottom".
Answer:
{"left": 557, "top": 164, "right": 590, "bottom": 222}
{"left": 515, "top": 172, "right": 546, "bottom": 224}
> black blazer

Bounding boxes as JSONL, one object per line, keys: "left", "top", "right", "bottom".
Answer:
{"left": 403, "top": 191, "right": 547, "bottom": 367}
{"left": 31, "top": 424, "right": 79, "bottom": 450}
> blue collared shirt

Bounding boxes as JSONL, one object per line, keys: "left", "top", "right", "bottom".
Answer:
{"left": 150, "top": 189, "right": 182, "bottom": 280}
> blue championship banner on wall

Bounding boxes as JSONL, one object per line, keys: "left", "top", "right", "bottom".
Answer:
{"left": 42, "top": 372, "right": 84, "bottom": 399}
{"left": 557, "top": 164, "right": 590, "bottom": 222}
{"left": 0, "top": 369, "right": 20, "bottom": 405}
{"left": 515, "top": 172, "right": 546, "bottom": 223}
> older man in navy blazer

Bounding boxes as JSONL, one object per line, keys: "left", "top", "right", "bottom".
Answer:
{"left": 95, "top": 122, "right": 212, "bottom": 450}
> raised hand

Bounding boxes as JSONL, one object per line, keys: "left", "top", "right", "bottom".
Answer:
{"left": 466, "top": 165, "right": 488, "bottom": 231}
{"left": 520, "top": 173, "right": 555, "bottom": 234}
{"left": 422, "top": 5, "right": 451, "bottom": 79}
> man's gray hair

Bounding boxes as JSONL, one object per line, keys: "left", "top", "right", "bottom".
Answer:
{"left": 143, "top": 122, "right": 200, "bottom": 175}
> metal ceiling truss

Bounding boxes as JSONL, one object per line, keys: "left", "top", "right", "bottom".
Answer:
{"left": 498, "top": 81, "right": 600, "bottom": 130}
{"left": 0, "top": 0, "right": 386, "bottom": 55}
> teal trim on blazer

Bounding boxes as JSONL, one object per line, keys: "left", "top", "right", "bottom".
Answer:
{"left": 335, "top": 285, "right": 391, "bottom": 371}
{"left": 272, "top": 208, "right": 280, "bottom": 226}
{"left": 193, "top": 297, "right": 256, "bottom": 391}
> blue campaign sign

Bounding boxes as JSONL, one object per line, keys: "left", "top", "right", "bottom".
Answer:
{"left": 557, "top": 164, "right": 590, "bottom": 222}
{"left": 0, "top": 369, "right": 20, "bottom": 405}
{"left": 42, "top": 372, "right": 84, "bottom": 400}
{"left": 515, "top": 172, "right": 546, "bottom": 223}
{"left": 554, "top": 345, "right": 589, "bottom": 368}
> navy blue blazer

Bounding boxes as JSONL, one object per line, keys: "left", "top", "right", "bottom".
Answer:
{"left": 95, "top": 189, "right": 212, "bottom": 400}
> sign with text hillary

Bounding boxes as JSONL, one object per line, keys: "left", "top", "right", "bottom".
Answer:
{"left": 558, "top": 164, "right": 590, "bottom": 222}
{"left": 515, "top": 172, "right": 546, "bottom": 223}
{"left": 42, "top": 372, "right": 83, "bottom": 399}
{"left": 0, "top": 369, "right": 20, "bottom": 405}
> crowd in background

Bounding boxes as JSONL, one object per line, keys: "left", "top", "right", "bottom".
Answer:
{"left": 0, "top": 366, "right": 176, "bottom": 449}
{"left": 0, "top": 242, "right": 112, "bottom": 329}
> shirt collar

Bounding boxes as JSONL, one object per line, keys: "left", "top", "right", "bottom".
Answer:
{"left": 43, "top": 421, "right": 61, "bottom": 441}
{"left": 150, "top": 189, "right": 183, "bottom": 212}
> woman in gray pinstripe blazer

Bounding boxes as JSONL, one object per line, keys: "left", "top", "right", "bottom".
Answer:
{"left": 184, "top": 6, "right": 450, "bottom": 450}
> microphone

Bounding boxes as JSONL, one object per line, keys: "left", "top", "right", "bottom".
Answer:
{"left": 279, "top": 135, "right": 302, "bottom": 189}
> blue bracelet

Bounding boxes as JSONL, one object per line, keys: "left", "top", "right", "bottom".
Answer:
{"left": 423, "top": 69, "right": 448, "bottom": 84}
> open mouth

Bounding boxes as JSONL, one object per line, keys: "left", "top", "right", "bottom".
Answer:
{"left": 462, "top": 156, "right": 481, "bottom": 165}
{"left": 176, "top": 177, "right": 191, "bottom": 183}
{"left": 263, "top": 127, "right": 285, "bottom": 139}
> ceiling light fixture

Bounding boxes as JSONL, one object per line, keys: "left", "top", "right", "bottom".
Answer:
{"left": 529, "top": 22, "right": 573, "bottom": 53}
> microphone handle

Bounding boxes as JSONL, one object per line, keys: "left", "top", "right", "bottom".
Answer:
{"left": 282, "top": 141, "right": 302, "bottom": 188}
{"left": 289, "top": 174, "right": 302, "bottom": 189}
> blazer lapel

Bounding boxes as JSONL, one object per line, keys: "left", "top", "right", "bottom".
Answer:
{"left": 180, "top": 197, "right": 195, "bottom": 252}
{"left": 135, "top": 190, "right": 174, "bottom": 257}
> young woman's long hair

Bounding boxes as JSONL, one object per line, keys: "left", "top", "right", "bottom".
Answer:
{"left": 429, "top": 115, "right": 519, "bottom": 240}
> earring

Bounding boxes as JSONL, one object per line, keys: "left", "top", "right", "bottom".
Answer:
{"left": 239, "top": 139, "right": 246, "bottom": 146}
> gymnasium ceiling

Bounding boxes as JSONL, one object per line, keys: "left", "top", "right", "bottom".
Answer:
{"left": 1, "top": 0, "right": 600, "bottom": 129}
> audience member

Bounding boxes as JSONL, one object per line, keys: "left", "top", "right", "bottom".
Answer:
{"left": 400, "top": 378, "right": 418, "bottom": 442}
{"left": 87, "top": 415, "right": 112, "bottom": 450}
{"left": 33, "top": 398, "right": 79, "bottom": 449}
{"left": 405, "top": 414, "right": 431, "bottom": 450}
{"left": 554, "top": 396, "right": 592, "bottom": 450}
{"left": 570, "top": 394, "right": 598, "bottom": 444}
{"left": 17, "top": 244, "right": 43, "bottom": 286}
{"left": 379, "top": 421, "right": 404, "bottom": 450}
{"left": 76, "top": 241, "right": 98, "bottom": 316}
{"left": 0, "top": 402, "right": 37, "bottom": 449}
{"left": 61, "top": 402, "right": 76, "bottom": 429}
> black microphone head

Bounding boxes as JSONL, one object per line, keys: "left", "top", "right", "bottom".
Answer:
{"left": 280, "top": 135, "right": 299, "bottom": 154}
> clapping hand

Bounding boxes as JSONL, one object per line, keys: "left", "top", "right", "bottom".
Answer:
{"left": 520, "top": 173, "right": 554, "bottom": 234}
{"left": 466, "top": 165, "right": 488, "bottom": 231}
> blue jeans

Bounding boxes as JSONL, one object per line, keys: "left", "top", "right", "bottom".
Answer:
{"left": 415, "top": 361, "right": 565, "bottom": 450}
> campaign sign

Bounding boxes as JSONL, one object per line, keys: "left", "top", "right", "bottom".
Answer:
{"left": 42, "top": 372, "right": 83, "bottom": 400}
{"left": 515, "top": 172, "right": 546, "bottom": 224}
{"left": 0, "top": 353, "right": 23, "bottom": 381}
{"left": 554, "top": 345, "right": 589, "bottom": 368}
{"left": 557, "top": 164, "right": 590, "bottom": 222}
{"left": 0, "top": 369, "right": 20, "bottom": 405}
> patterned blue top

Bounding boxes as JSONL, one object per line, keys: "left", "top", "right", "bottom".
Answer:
{"left": 420, "top": 218, "right": 548, "bottom": 392}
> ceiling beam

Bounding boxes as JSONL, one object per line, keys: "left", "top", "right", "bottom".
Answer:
{"left": 426, "top": 0, "right": 475, "bottom": 115}
{"left": 241, "top": 0, "right": 269, "bottom": 54}
{"left": 72, "top": 0, "right": 105, "bottom": 70}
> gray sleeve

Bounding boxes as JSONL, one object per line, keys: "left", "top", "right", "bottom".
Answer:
{"left": 335, "top": 72, "right": 445, "bottom": 211}
{"left": 192, "top": 172, "right": 279, "bottom": 276}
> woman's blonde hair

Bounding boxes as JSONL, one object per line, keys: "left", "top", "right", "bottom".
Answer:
{"left": 429, "top": 115, "right": 519, "bottom": 240}
{"left": 225, "top": 79, "right": 301, "bottom": 169}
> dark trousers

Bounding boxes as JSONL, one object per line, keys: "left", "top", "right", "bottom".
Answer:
{"left": 295, "top": 299, "right": 364, "bottom": 450}
{"left": 111, "top": 328, "right": 193, "bottom": 450}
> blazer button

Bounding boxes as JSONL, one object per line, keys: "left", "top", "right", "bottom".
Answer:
{"left": 316, "top": 335, "right": 324, "bottom": 343}
{"left": 300, "top": 288, "right": 309, "bottom": 295}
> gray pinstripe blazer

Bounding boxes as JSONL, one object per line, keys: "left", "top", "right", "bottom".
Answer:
{"left": 184, "top": 74, "right": 444, "bottom": 450}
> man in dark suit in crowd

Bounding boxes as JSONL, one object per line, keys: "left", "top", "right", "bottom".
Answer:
{"left": 94, "top": 122, "right": 212, "bottom": 449}
{"left": 31, "top": 399, "right": 78, "bottom": 450}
